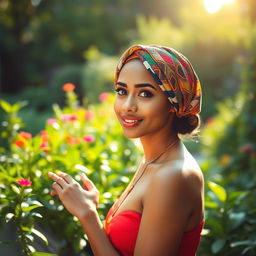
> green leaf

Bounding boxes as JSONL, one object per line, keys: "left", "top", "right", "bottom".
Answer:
{"left": 205, "top": 201, "right": 219, "bottom": 209}
{"left": 231, "top": 240, "right": 256, "bottom": 247}
{"left": 0, "top": 100, "right": 11, "bottom": 113}
{"left": 22, "top": 204, "right": 43, "bottom": 212}
{"left": 212, "top": 239, "right": 226, "bottom": 253}
{"left": 31, "top": 252, "right": 57, "bottom": 256}
{"left": 12, "top": 101, "right": 28, "bottom": 113}
{"left": 11, "top": 184, "right": 20, "bottom": 194}
{"left": 5, "top": 213, "right": 15, "bottom": 223}
{"left": 31, "top": 212, "right": 43, "bottom": 218}
{"left": 31, "top": 228, "right": 48, "bottom": 245}
{"left": 208, "top": 181, "right": 227, "bottom": 202}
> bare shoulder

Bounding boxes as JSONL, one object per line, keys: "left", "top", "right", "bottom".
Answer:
{"left": 151, "top": 149, "right": 204, "bottom": 194}
{"left": 144, "top": 145, "right": 204, "bottom": 219}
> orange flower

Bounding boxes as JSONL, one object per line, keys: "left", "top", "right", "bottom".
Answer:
{"left": 17, "top": 178, "right": 32, "bottom": 187}
{"left": 14, "top": 139, "right": 25, "bottom": 147}
{"left": 40, "top": 142, "right": 50, "bottom": 152}
{"left": 19, "top": 131, "right": 32, "bottom": 140}
{"left": 66, "top": 136, "right": 80, "bottom": 145}
{"left": 62, "top": 83, "right": 75, "bottom": 92}
{"left": 40, "top": 130, "right": 49, "bottom": 142}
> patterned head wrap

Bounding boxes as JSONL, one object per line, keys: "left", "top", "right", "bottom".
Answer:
{"left": 115, "top": 45, "right": 202, "bottom": 117}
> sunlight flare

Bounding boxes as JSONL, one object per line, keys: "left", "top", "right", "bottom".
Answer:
{"left": 203, "top": 0, "right": 234, "bottom": 14}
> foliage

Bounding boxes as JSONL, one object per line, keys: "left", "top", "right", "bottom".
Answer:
{"left": 199, "top": 29, "right": 256, "bottom": 256}
{"left": 0, "top": 86, "right": 141, "bottom": 255}
{"left": 132, "top": 5, "right": 245, "bottom": 119}
{"left": 81, "top": 47, "right": 118, "bottom": 103}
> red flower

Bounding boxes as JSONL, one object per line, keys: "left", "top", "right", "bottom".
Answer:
{"left": 14, "top": 139, "right": 25, "bottom": 147}
{"left": 17, "top": 178, "right": 32, "bottom": 187}
{"left": 61, "top": 114, "right": 78, "bottom": 122}
{"left": 205, "top": 117, "right": 214, "bottom": 126}
{"left": 85, "top": 110, "right": 94, "bottom": 120}
{"left": 62, "top": 83, "right": 75, "bottom": 92}
{"left": 99, "top": 93, "right": 110, "bottom": 102}
{"left": 66, "top": 136, "right": 80, "bottom": 145}
{"left": 83, "top": 134, "right": 95, "bottom": 143}
{"left": 40, "top": 142, "right": 50, "bottom": 152}
{"left": 19, "top": 131, "right": 32, "bottom": 140}
{"left": 239, "top": 143, "right": 255, "bottom": 155}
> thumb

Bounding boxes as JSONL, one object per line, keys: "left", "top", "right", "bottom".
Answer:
{"left": 81, "top": 173, "right": 96, "bottom": 191}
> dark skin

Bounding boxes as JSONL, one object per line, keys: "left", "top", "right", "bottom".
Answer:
{"left": 49, "top": 59, "right": 204, "bottom": 256}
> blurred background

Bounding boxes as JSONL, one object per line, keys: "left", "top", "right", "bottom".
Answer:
{"left": 0, "top": 0, "right": 256, "bottom": 255}
{"left": 0, "top": 0, "right": 254, "bottom": 133}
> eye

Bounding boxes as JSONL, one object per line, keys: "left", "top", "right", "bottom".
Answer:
{"left": 115, "top": 88, "right": 127, "bottom": 96}
{"left": 139, "top": 90, "right": 153, "bottom": 98}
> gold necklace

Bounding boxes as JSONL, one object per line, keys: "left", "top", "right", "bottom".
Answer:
{"left": 108, "top": 138, "right": 179, "bottom": 221}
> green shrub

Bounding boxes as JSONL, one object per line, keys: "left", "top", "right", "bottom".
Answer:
{"left": 0, "top": 87, "right": 141, "bottom": 255}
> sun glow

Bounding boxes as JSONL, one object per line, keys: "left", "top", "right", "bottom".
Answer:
{"left": 203, "top": 0, "right": 234, "bottom": 14}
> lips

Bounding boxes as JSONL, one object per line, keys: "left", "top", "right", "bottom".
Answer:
{"left": 120, "top": 115, "right": 143, "bottom": 128}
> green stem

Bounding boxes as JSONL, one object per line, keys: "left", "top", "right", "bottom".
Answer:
{"left": 16, "top": 188, "right": 31, "bottom": 256}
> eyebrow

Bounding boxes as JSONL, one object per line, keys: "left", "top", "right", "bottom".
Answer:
{"left": 116, "top": 81, "right": 157, "bottom": 91}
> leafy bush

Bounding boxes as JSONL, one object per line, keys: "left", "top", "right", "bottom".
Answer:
{"left": 199, "top": 36, "right": 256, "bottom": 255}
{"left": 0, "top": 85, "right": 141, "bottom": 255}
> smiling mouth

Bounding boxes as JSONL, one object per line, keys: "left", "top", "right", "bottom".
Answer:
{"left": 121, "top": 117, "right": 143, "bottom": 127}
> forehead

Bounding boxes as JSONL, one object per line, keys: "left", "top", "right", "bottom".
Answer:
{"left": 117, "top": 59, "right": 158, "bottom": 86}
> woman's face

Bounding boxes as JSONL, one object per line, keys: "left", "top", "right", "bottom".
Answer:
{"left": 114, "top": 59, "right": 173, "bottom": 139}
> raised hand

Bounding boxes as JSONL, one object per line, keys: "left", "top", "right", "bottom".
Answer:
{"left": 48, "top": 171, "right": 99, "bottom": 220}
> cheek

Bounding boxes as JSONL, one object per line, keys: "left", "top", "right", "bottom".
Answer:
{"left": 113, "top": 98, "right": 120, "bottom": 115}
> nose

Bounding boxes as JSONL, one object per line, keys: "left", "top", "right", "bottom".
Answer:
{"left": 122, "top": 95, "right": 137, "bottom": 113}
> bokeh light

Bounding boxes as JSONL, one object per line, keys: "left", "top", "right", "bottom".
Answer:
{"left": 204, "top": 0, "right": 234, "bottom": 13}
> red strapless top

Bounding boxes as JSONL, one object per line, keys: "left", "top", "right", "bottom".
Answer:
{"left": 105, "top": 209, "right": 204, "bottom": 256}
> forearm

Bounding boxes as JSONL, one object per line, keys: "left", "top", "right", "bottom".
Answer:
{"left": 79, "top": 210, "right": 120, "bottom": 256}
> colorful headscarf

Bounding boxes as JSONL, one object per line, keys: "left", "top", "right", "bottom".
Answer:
{"left": 115, "top": 45, "right": 202, "bottom": 117}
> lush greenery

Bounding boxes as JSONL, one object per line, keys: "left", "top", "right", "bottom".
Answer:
{"left": 0, "top": 87, "right": 141, "bottom": 255}
{"left": 1, "top": 0, "right": 256, "bottom": 255}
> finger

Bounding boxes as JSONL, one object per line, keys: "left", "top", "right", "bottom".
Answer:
{"left": 48, "top": 172, "right": 66, "bottom": 188}
{"left": 81, "top": 173, "right": 96, "bottom": 191}
{"left": 52, "top": 182, "right": 62, "bottom": 194}
{"left": 50, "top": 189, "right": 58, "bottom": 196}
{"left": 57, "top": 171, "right": 73, "bottom": 184}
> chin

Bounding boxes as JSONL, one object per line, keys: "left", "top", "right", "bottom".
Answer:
{"left": 122, "top": 131, "right": 141, "bottom": 139}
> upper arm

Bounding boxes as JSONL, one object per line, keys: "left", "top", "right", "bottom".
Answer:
{"left": 134, "top": 170, "right": 192, "bottom": 256}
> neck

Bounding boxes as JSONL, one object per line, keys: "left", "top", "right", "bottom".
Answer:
{"left": 139, "top": 131, "right": 180, "bottom": 163}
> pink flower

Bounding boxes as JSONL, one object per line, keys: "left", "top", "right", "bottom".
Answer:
{"left": 83, "top": 134, "right": 95, "bottom": 143}
{"left": 17, "top": 178, "right": 32, "bottom": 187}
{"left": 85, "top": 110, "right": 94, "bottom": 120}
{"left": 47, "top": 118, "right": 58, "bottom": 125}
{"left": 99, "top": 93, "right": 110, "bottom": 102}
{"left": 61, "top": 114, "right": 78, "bottom": 122}
{"left": 62, "top": 83, "right": 75, "bottom": 92}
{"left": 19, "top": 131, "right": 32, "bottom": 140}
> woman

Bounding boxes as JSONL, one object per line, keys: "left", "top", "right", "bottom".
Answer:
{"left": 48, "top": 45, "right": 204, "bottom": 256}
